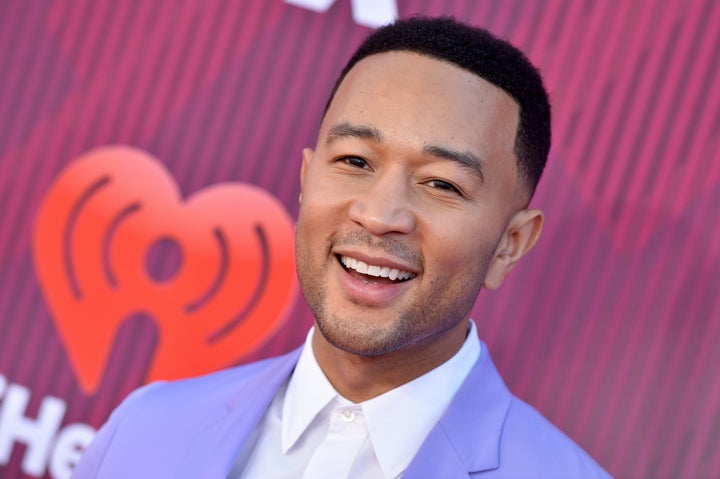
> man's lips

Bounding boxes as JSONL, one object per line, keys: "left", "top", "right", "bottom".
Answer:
{"left": 332, "top": 251, "right": 418, "bottom": 306}
{"left": 336, "top": 254, "right": 416, "bottom": 283}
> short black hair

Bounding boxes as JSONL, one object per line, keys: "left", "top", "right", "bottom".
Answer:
{"left": 324, "top": 16, "right": 551, "bottom": 195}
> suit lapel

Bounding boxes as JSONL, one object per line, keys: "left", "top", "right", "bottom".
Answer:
{"left": 403, "top": 342, "right": 512, "bottom": 478}
{"left": 401, "top": 425, "right": 472, "bottom": 479}
{"left": 170, "top": 342, "right": 511, "bottom": 478}
{"left": 178, "top": 348, "right": 302, "bottom": 479}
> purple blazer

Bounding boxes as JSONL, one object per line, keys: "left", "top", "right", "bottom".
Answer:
{"left": 72, "top": 342, "right": 611, "bottom": 478}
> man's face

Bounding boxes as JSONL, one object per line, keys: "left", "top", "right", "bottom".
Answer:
{"left": 296, "top": 51, "right": 531, "bottom": 359}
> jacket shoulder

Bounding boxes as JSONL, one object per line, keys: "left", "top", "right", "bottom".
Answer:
{"left": 71, "top": 348, "right": 301, "bottom": 479}
{"left": 491, "top": 396, "right": 612, "bottom": 478}
{"left": 137, "top": 349, "right": 300, "bottom": 407}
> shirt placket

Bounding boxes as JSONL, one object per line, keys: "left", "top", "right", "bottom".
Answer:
{"left": 303, "top": 404, "right": 367, "bottom": 478}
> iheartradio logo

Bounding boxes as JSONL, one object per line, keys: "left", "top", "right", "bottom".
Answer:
{"left": 32, "top": 146, "right": 298, "bottom": 393}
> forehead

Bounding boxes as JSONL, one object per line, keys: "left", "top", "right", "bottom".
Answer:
{"left": 320, "top": 51, "right": 520, "bottom": 159}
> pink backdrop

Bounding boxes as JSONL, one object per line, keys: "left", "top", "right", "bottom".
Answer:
{"left": 1, "top": 1, "right": 719, "bottom": 477}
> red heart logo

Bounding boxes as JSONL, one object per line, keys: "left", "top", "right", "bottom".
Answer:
{"left": 33, "top": 146, "right": 298, "bottom": 393}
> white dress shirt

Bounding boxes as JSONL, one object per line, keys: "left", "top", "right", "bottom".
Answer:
{"left": 233, "top": 322, "right": 480, "bottom": 479}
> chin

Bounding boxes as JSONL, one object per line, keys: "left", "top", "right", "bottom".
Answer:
{"left": 315, "top": 309, "right": 427, "bottom": 357}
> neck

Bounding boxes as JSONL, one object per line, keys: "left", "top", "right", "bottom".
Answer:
{"left": 311, "top": 320, "right": 469, "bottom": 403}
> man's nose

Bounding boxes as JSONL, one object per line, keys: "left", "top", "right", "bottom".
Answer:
{"left": 347, "top": 172, "right": 416, "bottom": 236}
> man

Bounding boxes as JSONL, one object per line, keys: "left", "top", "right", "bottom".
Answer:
{"left": 73, "top": 17, "right": 610, "bottom": 478}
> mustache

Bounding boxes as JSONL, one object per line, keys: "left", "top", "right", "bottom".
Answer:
{"left": 332, "top": 230, "right": 422, "bottom": 269}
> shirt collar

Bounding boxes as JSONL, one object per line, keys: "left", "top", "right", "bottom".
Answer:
{"left": 281, "top": 322, "right": 481, "bottom": 477}
{"left": 281, "top": 327, "right": 337, "bottom": 453}
{"left": 362, "top": 321, "right": 480, "bottom": 478}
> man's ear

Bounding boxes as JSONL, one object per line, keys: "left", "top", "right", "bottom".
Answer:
{"left": 299, "top": 148, "right": 314, "bottom": 202}
{"left": 483, "top": 208, "right": 544, "bottom": 290}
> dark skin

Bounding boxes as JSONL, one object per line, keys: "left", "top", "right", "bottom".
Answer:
{"left": 295, "top": 52, "right": 543, "bottom": 403}
{"left": 312, "top": 316, "right": 468, "bottom": 402}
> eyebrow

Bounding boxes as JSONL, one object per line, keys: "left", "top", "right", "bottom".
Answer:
{"left": 423, "top": 144, "right": 485, "bottom": 183}
{"left": 326, "top": 122, "right": 383, "bottom": 144}
{"left": 326, "top": 122, "right": 485, "bottom": 183}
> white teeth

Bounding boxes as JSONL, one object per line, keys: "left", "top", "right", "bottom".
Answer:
{"left": 367, "top": 265, "right": 381, "bottom": 276}
{"left": 340, "top": 255, "right": 414, "bottom": 281}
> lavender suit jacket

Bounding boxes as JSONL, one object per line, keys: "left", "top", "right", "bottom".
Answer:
{"left": 72, "top": 342, "right": 611, "bottom": 478}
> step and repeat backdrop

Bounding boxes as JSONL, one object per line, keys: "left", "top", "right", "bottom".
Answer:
{"left": 1, "top": 0, "right": 718, "bottom": 477}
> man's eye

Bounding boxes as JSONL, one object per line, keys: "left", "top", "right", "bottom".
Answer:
{"left": 340, "top": 156, "right": 369, "bottom": 169}
{"left": 426, "top": 179, "right": 461, "bottom": 194}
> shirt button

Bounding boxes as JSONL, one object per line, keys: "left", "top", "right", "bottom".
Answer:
{"left": 341, "top": 409, "right": 356, "bottom": 422}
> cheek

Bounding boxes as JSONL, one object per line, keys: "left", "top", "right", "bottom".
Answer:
{"left": 298, "top": 195, "right": 343, "bottom": 235}
{"left": 295, "top": 188, "right": 347, "bottom": 258}
{"left": 302, "top": 168, "right": 352, "bottom": 212}
{"left": 424, "top": 215, "right": 502, "bottom": 275}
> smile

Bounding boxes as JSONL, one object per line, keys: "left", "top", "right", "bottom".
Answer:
{"left": 338, "top": 254, "right": 416, "bottom": 282}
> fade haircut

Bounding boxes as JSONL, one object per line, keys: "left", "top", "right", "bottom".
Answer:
{"left": 323, "top": 16, "right": 551, "bottom": 196}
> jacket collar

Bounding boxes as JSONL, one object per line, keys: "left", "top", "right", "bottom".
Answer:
{"left": 402, "top": 342, "right": 512, "bottom": 478}
{"left": 175, "top": 341, "right": 510, "bottom": 479}
{"left": 178, "top": 348, "right": 302, "bottom": 479}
